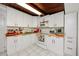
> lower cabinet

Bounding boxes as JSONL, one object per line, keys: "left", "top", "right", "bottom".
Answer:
{"left": 7, "top": 36, "right": 17, "bottom": 55}
{"left": 7, "top": 34, "right": 37, "bottom": 55}
{"left": 46, "top": 35, "right": 64, "bottom": 56}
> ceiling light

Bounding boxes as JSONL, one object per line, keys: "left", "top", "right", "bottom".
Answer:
{"left": 17, "top": 3, "right": 42, "bottom": 15}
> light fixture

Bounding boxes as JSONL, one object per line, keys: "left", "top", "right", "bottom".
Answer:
{"left": 17, "top": 3, "right": 42, "bottom": 15}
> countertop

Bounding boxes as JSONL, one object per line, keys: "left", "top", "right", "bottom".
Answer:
{"left": 6, "top": 32, "right": 64, "bottom": 38}
{"left": 6, "top": 32, "right": 37, "bottom": 37}
{"left": 42, "top": 33, "right": 64, "bottom": 38}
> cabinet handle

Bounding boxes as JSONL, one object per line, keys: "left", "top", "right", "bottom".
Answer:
{"left": 67, "top": 40, "right": 72, "bottom": 43}
{"left": 14, "top": 40, "right": 17, "bottom": 43}
{"left": 67, "top": 47, "right": 72, "bottom": 50}
{"left": 52, "top": 40, "right": 55, "bottom": 44}
{"left": 67, "top": 37, "right": 73, "bottom": 39}
{"left": 52, "top": 40, "right": 54, "bottom": 44}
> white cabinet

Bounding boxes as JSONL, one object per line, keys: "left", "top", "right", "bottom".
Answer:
{"left": 23, "top": 14, "right": 29, "bottom": 27}
{"left": 46, "top": 35, "right": 64, "bottom": 56}
{"left": 64, "top": 12, "right": 77, "bottom": 56}
{"left": 54, "top": 11, "right": 64, "bottom": 27}
{"left": 32, "top": 17, "right": 38, "bottom": 27}
{"left": 23, "top": 13, "right": 33, "bottom": 27}
{"left": 15, "top": 10, "right": 24, "bottom": 27}
{"left": 7, "top": 6, "right": 33, "bottom": 27}
{"left": 57, "top": 37, "right": 64, "bottom": 55}
{"left": 7, "top": 36, "right": 17, "bottom": 55}
{"left": 46, "top": 36, "right": 55, "bottom": 52}
{"left": 7, "top": 7, "right": 17, "bottom": 26}
{"left": 7, "top": 34, "right": 37, "bottom": 55}
{"left": 48, "top": 15, "right": 55, "bottom": 27}
{"left": 46, "top": 11, "right": 64, "bottom": 27}
{"left": 16, "top": 35, "right": 24, "bottom": 51}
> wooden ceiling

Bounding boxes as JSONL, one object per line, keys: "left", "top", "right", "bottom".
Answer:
{"left": 2, "top": 3, "right": 64, "bottom": 16}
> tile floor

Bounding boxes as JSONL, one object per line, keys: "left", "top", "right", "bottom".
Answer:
{"left": 10, "top": 43, "right": 57, "bottom": 56}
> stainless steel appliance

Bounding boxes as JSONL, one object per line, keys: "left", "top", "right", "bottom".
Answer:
{"left": 38, "top": 34, "right": 44, "bottom": 42}
{"left": 36, "top": 33, "right": 47, "bottom": 49}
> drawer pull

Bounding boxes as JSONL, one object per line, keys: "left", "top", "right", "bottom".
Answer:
{"left": 67, "top": 40, "right": 72, "bottom": 43}
{"left": 67, "top": 47, "right": 72, "bottom": 50}
{"left": 52, "top": 40, "right": 55, "bottom": 44}
{"left": 67, "top": 37, "right": 73, "bottom": 39}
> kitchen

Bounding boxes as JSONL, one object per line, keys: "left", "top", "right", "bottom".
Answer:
{"left": 0, "top": 3, "right": 79, "bottom": 56}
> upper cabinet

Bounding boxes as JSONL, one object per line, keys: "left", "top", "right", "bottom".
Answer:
{"left": 45, "top": 11, "right": 64, "bottom": 27}
{"left": 7, "top": 7, "right": 17, "bottom": 26}
{"left": 7, "top": 6, "right": 26, "bottom": 27}
{"left": 65, "top": 3, "right": 79, "bottom": 14}
{"left": 0, "top": 4, "right": 7, "bottom": 26}
{"left": 37, "top": 11, "right": 64, "bottom": 27}
{"left": 31, "top": 17, "right": 38, "bottom": 27}
{"left": 53, "top": 11, "right": 64, "bottom": 27}
{"left": 15, "top": 10, "right": 24, "bottom": 27}
{"left": 47, "top": 15, "right": 55, "bottom": 27}
{"left": 6, "top": 6, "right": 33, "bottom": 27}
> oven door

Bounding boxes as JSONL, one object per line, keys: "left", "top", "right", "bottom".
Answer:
{"left": 38, "top": 34, "right": 45, "bottom": 42}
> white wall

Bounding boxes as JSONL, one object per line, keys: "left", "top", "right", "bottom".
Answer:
{"left": 65, "top": 3, "right": 79, "bottom": 14}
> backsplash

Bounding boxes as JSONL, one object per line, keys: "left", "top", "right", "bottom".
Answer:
{"left": 6, "top": 26, "right": 36, "bottom": 36}
{"left": 6, "top": 26, "right": 64, "bottom": 36}
{"left": 40, "top": 27, "right": 64, "bottom": 34}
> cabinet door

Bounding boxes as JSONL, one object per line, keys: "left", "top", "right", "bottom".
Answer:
{"left": 7, "top": 7, "right": 17, "bottom": 26}
{"left": 7, "top": 37, "right": 16, "bottom": 55}
{"left": 46, "top": 36, "right": 55, "bottom": 52}
{"left": 54, "top": 11, "right": 64, "bottom": 27}
{"left": 16, "top": 35, "right": 24, "bottom": 51}
{"left": 57, "top": 37, "right": 64, "bottom": 56}
{"left": 15, "top": 10, "right": 24, "bottom": 27}
{"left": 64, "top": 12, "right": 77, "bottom": 56}
{"left": 22, "top": 35, "right": 32, "bottom": 48}
{"left": 32, "top": 17, "right": 38, "bottom": 27}
{"left": 49, "top": 15, "right": 55, "bottom": 27}
{"left": 23, "top": 14, "right": 28, "bottom": 27}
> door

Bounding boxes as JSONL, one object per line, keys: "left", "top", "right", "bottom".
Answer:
{"left": 64, "top": 12, "right": 77, "bottom": 56}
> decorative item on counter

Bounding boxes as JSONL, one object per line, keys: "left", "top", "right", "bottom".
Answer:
{"left": 33, "top": 26, "right": 41, "bottom": 33}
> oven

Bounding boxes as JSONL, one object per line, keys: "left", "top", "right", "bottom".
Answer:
{"left": 36, "top": 33, "right": 47, "bottom": 49}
